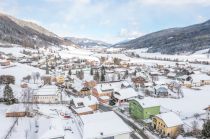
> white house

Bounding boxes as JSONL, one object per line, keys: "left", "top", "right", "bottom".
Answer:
{"left": 113, "top": 87, "right": 138, "bottom": 105}
{"left": 71, "top": 95, "right": 99, "bottom": 115}
{"left": 33, "top": 85, "right": 60, "bottom": 103}
{"left": 81, "top": 111, "right": 132, "bottom": 139}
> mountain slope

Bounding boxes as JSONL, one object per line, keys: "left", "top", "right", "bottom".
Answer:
{"left": 7, "top": 14, "right": 58, "bottom": 38}
{"left": 113, "top": 20, "right": 210, "bottom": 54}
{"left": 0, "top": 13, "right": 74, "bottom": 48}
{"left": 65, "top": 37, "right": 111, "bottom": 48}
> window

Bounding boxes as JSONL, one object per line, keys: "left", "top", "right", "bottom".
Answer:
{"left": 77, "top": 102, "right": 84, "bottom": 107}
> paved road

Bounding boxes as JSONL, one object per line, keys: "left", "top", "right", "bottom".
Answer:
{"left": 116, "top": 112, "right": 149, "bottom": 139}
{"left": 131, "top": 133, "right": 143, "bottom": 139}
{"left": 99, "top": 104, "right": 112, "bottom": 112}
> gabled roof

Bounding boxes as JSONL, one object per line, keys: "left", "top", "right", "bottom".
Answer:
{"left": 73, "top": 95, "right": 99, "bottom": 108}
{"left": 191, "top": 73, "right": 210, "bottom": 82}
{"left": 6, "top": 104, "right": 26, "bottom": 113}
{"left": 34, "top": 85, "right": 58, "bottom": 96}
{"left": 155, "top": 112, "right": 183, "bottom": 128}
{"left": 81, "top": 111, "right": 132, "bottom": 139}
{"left": 131, "top": 98, "right": 160, "bottom": 108}
{"left": 114, "top": 87, "right": 138, "bottom": 100}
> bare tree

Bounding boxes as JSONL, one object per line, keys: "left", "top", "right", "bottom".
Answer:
{"left": 35, "top": 72, "right": 40, "bottom": 81}
{"left": 31, "top": 72, "right": 37, "bottom": 84}
{"left": 191, "top": 120, "right": 199, "bottom": 134}
{"left": 23, "top": 75, "right": 31, "bottom": 83}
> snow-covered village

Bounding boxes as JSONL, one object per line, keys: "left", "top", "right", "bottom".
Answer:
{"left": 0, "top": 1, "right": 210, "bottom": 139}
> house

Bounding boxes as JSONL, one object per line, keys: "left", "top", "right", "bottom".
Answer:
{"left": 167, "top": 72, "right": 176, "bottom": 79}
{"left": 182, "top": 73, "right": 210, "bottom": 88}
{"left": 92, "top": 83, "right": 113, "bottom": 103}
{"left": 80, "top": 87, "right": 91, "bottom": 96}
{"left": 84, "top": 80, "right": 97, "bottom": 88}
{"left": 81, "top": 111, "right": 132, "bottom": 139}
{"left": 71, "top": 95, "right": 99, "bottom": 115}
{"left": 56, "top": 75, "right": 65, "bottom": 84}
{"left": 144, "top": 86, "right": 155, "bottom": 96}
{"left": 191, "top": 73, "right": 210, "bottom": 86}
{"left": 149, "top": 71, "right": 160, "bottom": 81}
{"left": 204, "top": 106, "right": 210, "bottom": 120}
{"left": 20, "top": 82, "right": 28, "bottom": 88}
{"left": 0, "top": 59, "right": 10, "bottom": 66}
{"left": 152, "top": 112, "right": 183, "bottom": 138}
{"left": 113, "top": 87, "right": 138, "bottom": 105}
{"left": 72, "top": 85, "right": 92, "bottom": 96}
{"left": 132, "top": 76, "right": 147, "bottom": 87}
{"left": 154, "top": 85, "right": 168, "bottom": 97}
{"left": 6, "top": 104, "right": 27, "bottom": 117}
{"left": 168, "top": 80, "right": 182, "bottom": 93}
{"left": 32, "top": 85, "right": 60, "bottom": 103}
{"left": 177, "top": 75, "right": 191, "bottom": 82}
{"left": 129, "top": 98, "right": 160, "bottom": 120}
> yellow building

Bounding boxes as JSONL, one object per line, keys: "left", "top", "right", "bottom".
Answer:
{"left": 152, "top": 112, "right": 183, "bottom": 138}
{"left": 56, "top": 76, "right": 65, "bottom": 84}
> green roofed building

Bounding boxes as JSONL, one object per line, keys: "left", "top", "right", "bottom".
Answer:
{"left": 129, "top": 98, "right": 160, "bottom": 120}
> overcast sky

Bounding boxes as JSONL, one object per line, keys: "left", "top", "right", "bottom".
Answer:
{"left": 0, "top": 0, "right": 210, "bottom": 43}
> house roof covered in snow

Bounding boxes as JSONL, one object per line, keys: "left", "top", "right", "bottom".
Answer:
{"left": 81, "top": 111, "right": 132, "bottom": 139}
{"left": 95, "top": 81, "right": 131, "bottom": 94}
{"left": 114, "top": 87, "right": 138, "bottom": 100}
{"left": 191, "top": 73, "right": 210, "bottom": 82}
{"left": 72, "top": 95, "right": 99, "bottom": 108}
{"left": 34, "top": 85, "right": 58, "bottom": 96}
{"left": 131, "top": 98, "right": 160, "bottom": 108}
{"left": 155, "top": 112, "right": 183, "bottom": 128}
{"left": 6, "top": 104, "right": 26, "bottom": 113}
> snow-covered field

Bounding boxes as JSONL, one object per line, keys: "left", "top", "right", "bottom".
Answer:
{"left": 0, "top": 104, "right": 15, "bottom": 139}
{"left": 145, "top": 86, "right": 210, "bottom": 118}
{"left": 59, "top": 47, "right": 99, "bottom": 62}
{"left": 128, "top": 48, "right": 210, "bottom": 62}
{"left": 0, "top": 62, "right": 45, "bottom": 85}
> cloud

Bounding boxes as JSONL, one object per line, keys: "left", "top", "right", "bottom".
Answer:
{"left": 0, "top": 0, "right": 19, "bottom": 16}
{"left": 137, "top": 0, "right": 210, "bottom": 6}
{"left": 196, "top": 15, "right": 208, "bottom": 23}
{"left": 119, "top": 28, "right": 144, "bottom": 39}
{"left": 99, "top": 19, "right": 111, "bottom": 26}
{"left": 0, "top": 0, "right": 210, "bottom": 44}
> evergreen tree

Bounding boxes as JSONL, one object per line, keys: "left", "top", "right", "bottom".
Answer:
{"left": 94, "top": 71, "right": 100, "bottom": 82}
{"left": 202, "top": 120, "right": 210, "bottom": 138}
{"left": 79, "top": 70, "right": 84, "bottom": 80}
{"left": 101, "top": 72, "right": 105, "bottom": 82}
{"left": 101, "top": 66, "right": 106, "bottom": 75}
{"left": 46, "top": 57, "right": 49, "bottom": 74}
{"left": 133, "top": 70, "right": 137, "bottom": 76}
{"left": 123, "top": 70, "right": 129, "bottom": 79}
{"left": 54, "top": 56, "right": 57, "bottom": 66}
{"left": 3, "top": 84, "right": 15, "bottom": 104}
{"left": 118, "top": 73, "right": 121, "bottom": 80}
{"left": 68, "top": 69, "right": 72, "bottom": 76}
{"left": 90, "top": 68, "right": 93, "bottom": 75}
